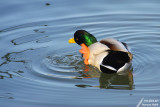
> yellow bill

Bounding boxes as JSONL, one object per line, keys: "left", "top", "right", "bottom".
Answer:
{"left": 68, "top": 38, "right": 76, "bottom": 43}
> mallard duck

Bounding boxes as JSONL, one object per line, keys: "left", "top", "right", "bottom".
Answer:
{"left": 68, "top": 30, "right": 133, "bottom": 73}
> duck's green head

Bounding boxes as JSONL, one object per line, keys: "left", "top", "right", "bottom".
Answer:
{"left": 68, "top": 30, "right": 97, "bottom": 46}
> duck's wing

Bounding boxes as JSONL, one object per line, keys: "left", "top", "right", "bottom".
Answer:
{"left": 100, "top": 38, "right": 128, "bottom": 52}
{"left": 121, "top": 42, "right": 131, "bottom": 52}
{"left": 100, "top": 38, "right": 133, "bottom": 61}
{"left": 121, "top": 42, "right": 133, "bottom": 61}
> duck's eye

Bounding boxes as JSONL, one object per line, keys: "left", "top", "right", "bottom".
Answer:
{"left": 76, "top": 38, "right": 78, "bottom": 40}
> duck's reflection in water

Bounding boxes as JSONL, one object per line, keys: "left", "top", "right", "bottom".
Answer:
{"left": 76, "top": 65, "right": 134, "bottom": 90}
{"left": 99, "top": 71, "right": 134, "bottom": 90}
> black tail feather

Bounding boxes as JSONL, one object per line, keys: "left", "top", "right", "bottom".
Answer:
{"left": 100, "top": 50, "right": 130, "bottom": 73}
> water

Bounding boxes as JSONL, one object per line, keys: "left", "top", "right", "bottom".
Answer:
{"left": 0, "top": 0, "right": 160, "bottom": 107}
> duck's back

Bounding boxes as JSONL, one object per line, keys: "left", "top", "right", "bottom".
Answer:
{"left": 88, "top": 38, "right": 132, "bottom": 73}
{"left": 100, "top": 38, "right": 129, "bottom": 52}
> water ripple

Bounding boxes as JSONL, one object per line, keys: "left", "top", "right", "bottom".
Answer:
{"left": 0, "top": 12, "right": 160, "bottom": 91}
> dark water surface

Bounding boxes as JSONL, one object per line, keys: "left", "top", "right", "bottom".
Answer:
{"left": 0, "top": 0, "right": 160, "bottom": 107}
